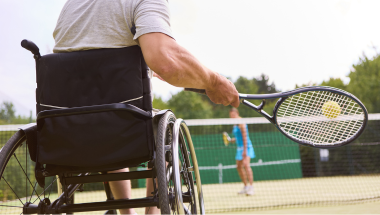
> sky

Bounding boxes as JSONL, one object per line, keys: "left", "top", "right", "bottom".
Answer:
{"left": 0, "top": 0, "right": 380, "bottom": 116}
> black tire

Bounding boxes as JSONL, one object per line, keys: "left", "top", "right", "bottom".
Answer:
{"left": 0, "top": 129, "right": 59, "bottom": 214}
{"left": 155, "top": 111, "right": 177, "bottom": 214}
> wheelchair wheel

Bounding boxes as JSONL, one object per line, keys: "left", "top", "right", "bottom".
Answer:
{"left": 156, "top": 112, "right": 203, "bottom": 214}
{"left": 156, "top": 111, "right": 176, "bottom": 214}
{"left": 176, "top": 119, "right": 205, "bottom": 215}
{"left": 0, "top": 130, "right": 59, "bottom": 214}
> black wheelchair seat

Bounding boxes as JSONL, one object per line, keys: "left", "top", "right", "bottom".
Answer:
{"left": 29, "top": 45, "right": 155, "bottom": 173}
{"left": 37, "top": 103, "right": 153, "bottom": 168}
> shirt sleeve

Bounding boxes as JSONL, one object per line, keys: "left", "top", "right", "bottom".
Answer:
{"left": 132, "top": 0, "right": 174, "bottom": 41}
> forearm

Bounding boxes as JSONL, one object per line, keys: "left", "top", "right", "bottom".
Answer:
{"left": 139, "top": 32, "right": 240, "bottom": 107}
{"left": 139, "top": 33, "right": 217, "bottom": 90}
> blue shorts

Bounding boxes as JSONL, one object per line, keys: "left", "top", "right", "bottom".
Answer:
{"left": 235, "top": 146, "right": 255, "bottom": 161}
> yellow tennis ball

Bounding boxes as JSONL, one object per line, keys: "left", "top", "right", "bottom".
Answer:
{"left": 321, "top": 101, "right": 341, "bottom": 119}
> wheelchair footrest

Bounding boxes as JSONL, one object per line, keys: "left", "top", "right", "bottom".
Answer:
{"left": 62, "top": 170, "right": 156, "bottom": 184}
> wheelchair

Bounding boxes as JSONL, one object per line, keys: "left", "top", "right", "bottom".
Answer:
{"left": 0, "top": 40, "right": 205, "bottom": 214}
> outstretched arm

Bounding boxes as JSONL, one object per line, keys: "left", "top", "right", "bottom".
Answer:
{"left": 138, "top": 32, "right": 239, "bottom": 107}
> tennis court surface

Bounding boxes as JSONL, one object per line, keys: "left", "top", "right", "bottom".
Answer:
{"left": 0, "top": 114, "right": 379, "bottom": 214}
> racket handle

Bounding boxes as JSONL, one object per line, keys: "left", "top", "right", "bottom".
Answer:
{"left": 184, "top": 88, "right": 207, "bottom": 95}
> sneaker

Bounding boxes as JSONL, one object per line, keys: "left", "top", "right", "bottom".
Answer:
{"left": 246, "top": 185, "right": 255, "bottom": 196}
{"left": 237, "top": 186, "right": 248, "bottom": 195}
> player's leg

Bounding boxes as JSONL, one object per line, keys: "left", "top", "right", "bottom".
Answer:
{"left": 243, "top": 156, "right": 255, "bottom": 195}
{"left": 243, "top": 156, "right": 253, "bottom": 185}
{"left": 236, "top": 160, "right": 248, "bottom": 194}
{"left": 236, "top": 160, "right": 247, "bottom": 185}
{"left": 108, "top": 168, "right": 137, "bottom": 215}
{"left": 145, "top": 174, "right": 159, "bottom": 214}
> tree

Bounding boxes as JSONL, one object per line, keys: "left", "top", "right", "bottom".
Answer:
{"left": 0, "top": 102, "right": 16, "bottom": 123}
{"left": 321, "top": 77, "right": 347, "bottom": 91}
{"left": 152, "top": 95, "right": 169, "bottom": 110}
{"left": 0, "top": 101, "right": 34, "bottom": 125}
{"left": 234, "top": 76, "right": 258, "bottom": 95}
{"left": 168, "top": 91, "right": 213, "bottom": 119}
{"left": 254, "top": 74, "right": 277, "bottom": 94}
{"left": 347, "top": 54, "right": 380, "bottom": 113}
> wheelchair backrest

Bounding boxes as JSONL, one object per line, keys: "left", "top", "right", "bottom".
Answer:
{"left": 36, "top": 45, "right": 152, "bottom": 113}
{"left": 23, "top": 45, "right": 155, "bottom": 171}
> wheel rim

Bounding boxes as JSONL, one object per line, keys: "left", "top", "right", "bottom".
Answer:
{"left": 0, "top": 133, "right": 57, "bottom": 214}
{"left": 178, "top": 131, "right": 197, "bottom": 214}
{"left": 165, "top": 122, "right": 198, "bottom": 215}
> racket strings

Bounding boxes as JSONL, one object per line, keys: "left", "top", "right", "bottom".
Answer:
{"left": 276, "top": 91, "right": 365, "bottom": 145}
{"left": 293, "top": 92, "right": 361, "bottom": 143}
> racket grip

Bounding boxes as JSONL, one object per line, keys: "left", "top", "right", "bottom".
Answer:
{"left": 184, "top": 88, "right": 207, "bottom": 95}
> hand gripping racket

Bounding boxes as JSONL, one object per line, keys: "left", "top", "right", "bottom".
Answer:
{"left": 222, "top": 132, "right": 231, "bottom": 146}
{"left": 185, "top": 86, "right": 368, "bottom": 148}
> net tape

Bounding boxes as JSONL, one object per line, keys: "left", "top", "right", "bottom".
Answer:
{"left": 276, "top": 91, "right": 365, "bottom": 145}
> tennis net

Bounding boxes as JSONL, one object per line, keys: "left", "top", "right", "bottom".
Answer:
{"left": 0, "top": 114, "right": 379, "bottom": 213}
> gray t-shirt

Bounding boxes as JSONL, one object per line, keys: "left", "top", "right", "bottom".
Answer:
{"left": 53, "top": 0, "right": 173, "bottom": 53}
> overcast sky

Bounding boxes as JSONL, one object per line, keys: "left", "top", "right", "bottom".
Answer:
{"left": 1, "top": 0, "right": 379, "bottom": 116}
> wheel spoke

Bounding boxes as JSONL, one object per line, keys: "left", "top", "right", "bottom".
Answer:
{"left": 12, "top": 154, "right": 42, "bottom": 203}
{"left": 32, "top": 177, "right": 57, "bottom": 204}
{"left": 28, "top": 181, "right": 38, "bottom": 203}
{"left": 1, "top": 176, "right": 24, "bottom": 206}
{"left": 48, "top": 177, "right": 55, "bottom": 199}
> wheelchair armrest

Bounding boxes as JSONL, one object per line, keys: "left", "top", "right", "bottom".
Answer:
{"left": 37, "top": 103, "right": 152, "bottom": 120}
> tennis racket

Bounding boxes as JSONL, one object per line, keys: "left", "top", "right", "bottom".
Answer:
{"left": 222, "top": 132, "right": 231, "bottom": 146}
{"left": 185, "top": 86, "right": 368, "bottom": 148}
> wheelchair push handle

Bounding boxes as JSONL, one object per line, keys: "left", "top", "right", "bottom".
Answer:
{"left": 21, "top": 39, "right": 41, "bottom": 58}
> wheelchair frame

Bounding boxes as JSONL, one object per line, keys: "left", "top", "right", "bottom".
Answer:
{"left": 0, "top": 110, "right": 204, "bottom": 214}
{"left": 0, "top": 41, "right": 205, "bottom": 214}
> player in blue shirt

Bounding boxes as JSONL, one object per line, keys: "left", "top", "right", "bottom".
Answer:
{"left": 229, "top": 108, "right": 255, "bottom": 195}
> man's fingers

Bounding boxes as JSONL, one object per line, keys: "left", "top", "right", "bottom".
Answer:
{"left": 231, "top": 97, "right": 240, "bottom": 108}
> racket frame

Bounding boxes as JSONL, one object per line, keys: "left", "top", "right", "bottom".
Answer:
{"left": 240, "top": 86, "right": 368, "bottom": 148}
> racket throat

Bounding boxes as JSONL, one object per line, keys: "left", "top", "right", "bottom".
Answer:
{"left": 241, "top": 99, "right": 275, "bottom": 123}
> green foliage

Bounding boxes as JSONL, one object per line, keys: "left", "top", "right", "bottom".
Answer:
{"left": 0, "top": 101, "right": 34, "bottom": 125}
{"left": 168, "top": 91, "right": 213, "bottom": 119}
{"left": 0, "top": 102, "right": 16, "bottom": 123}
{"left": 321, "top": 77, "right": 347, "bottom": 91}
{"left": 254, "top": 74, "right": 277, "bottom": 94}
{"left": 153, "top": 95, "right": 169, "bottom": 110}
{"left": 234, "top": 76, "right": 258, "bottom": 94}
{"left": 347, "top": 54, "right": 380, "bottom": 113}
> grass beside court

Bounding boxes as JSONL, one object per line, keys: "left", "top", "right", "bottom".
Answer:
{"left": 70, "top": 174, "right": 380, "bottom": 214}
{"left": 218, "top": 201, "right": 380, "bottom": 214}
{"left": 1, "top": 175, "right": 379, "bottom": 214}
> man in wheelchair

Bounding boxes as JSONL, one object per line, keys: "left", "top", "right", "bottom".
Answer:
{"left": 0, "top": 0, "right": 239, "bottom": 214}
